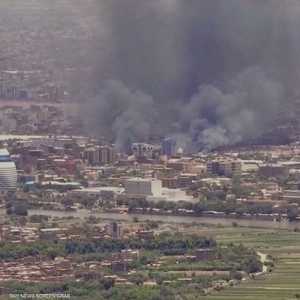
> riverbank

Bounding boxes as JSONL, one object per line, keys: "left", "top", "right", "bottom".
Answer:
{"left": 25, "top": 209, "right": 300, "bottom": 230}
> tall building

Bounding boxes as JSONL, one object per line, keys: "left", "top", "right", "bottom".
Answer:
{"left": 106, "top": 222, "right": 122, "bottom": 239}
{"left": 99, "top": 146, "right": 116, "bottom": 165}
{"left": 83, "top": 148, "right": 98, "bottom": 165}
{"left": 131, "top": 143, "right": 154, "bottom": 159}
{"left": 207, "top": 160, "right": 242, "bottom": 178}
{"left": 83, "top": 146, "right": 116, "bottom": 166}
{"left": 162, "top": 138, "right": 176, "bottom": 157}
{"left": 0, "top": 149, "right": 17, "bottom": 192}
{"left": 0, "top": 71, "right": 29, "bottom": 100}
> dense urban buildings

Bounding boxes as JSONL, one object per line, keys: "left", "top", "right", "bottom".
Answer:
{"left": 2, "top": 1, "right": 300, "bottom": 300}
{"left": 0, "top": 132, "right": 300, "bottom": 299}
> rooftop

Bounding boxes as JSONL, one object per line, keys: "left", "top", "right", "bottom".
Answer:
{"left": 0, "top": 149, "right": 9, "bottom": 157}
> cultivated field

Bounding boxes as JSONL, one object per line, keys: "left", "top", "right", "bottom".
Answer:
{"left": 206, "top": 227, "right": 300, "bottom": 300}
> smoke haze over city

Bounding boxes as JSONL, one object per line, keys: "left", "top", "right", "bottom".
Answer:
{"left": 3, "top": 2, "right": 300, "bottom": 297}
{"left": 1, "top": 0, "right": 299, "bottom": 151}
{"left": 82, "top": 0, "right": 300, "bottom": 151}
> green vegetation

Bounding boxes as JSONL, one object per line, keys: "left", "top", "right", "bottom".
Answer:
{"left": 2, "top": 223, "right": 300, "bottom": 299}
{"left": 0, "top": 241, "right": 65, "bottom": 261}
{"left": 127, "top": 197, "right": 287, "bottom": 218}
{"left": 0, "top": 233, "right": 215, "bottom": 260}
{"left": 0, "top": 229, "right": 263, "bottom": 300}
{"left": 65, "top": 233, "right": 216, "bottom": 255}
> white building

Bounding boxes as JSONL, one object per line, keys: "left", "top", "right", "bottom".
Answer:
{"left": 125, "top": 177, "right": 195, "bottom": 203}
{"left": 0, "top": 149, "right": 17, "bottom": 192}
{"left": 147, "top": 188, "right": 195, "bottom": 203}
{"left": 124, "top": 178, "right": 162, "bottom": 197}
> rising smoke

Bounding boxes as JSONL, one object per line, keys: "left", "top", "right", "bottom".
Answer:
{"left": 83, "top": 0, "right": 300, "bottom": 151}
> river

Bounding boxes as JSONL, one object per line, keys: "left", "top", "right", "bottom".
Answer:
{"left": 26, "top": 209, "right": 300, "bottom": 230}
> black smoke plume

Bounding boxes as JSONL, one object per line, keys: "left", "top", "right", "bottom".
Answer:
{"left": 83, "top": 0, "right": 300, "bottom": 151}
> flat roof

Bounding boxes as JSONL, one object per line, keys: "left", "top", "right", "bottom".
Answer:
{"left": 73, "top": 187, "right": 124, "bottom": 193}
{"left": 126, "top": 178, "right": 160, "bottom": 182}
{"left": 0, "top": 149, "right": 9, "bottom": 156}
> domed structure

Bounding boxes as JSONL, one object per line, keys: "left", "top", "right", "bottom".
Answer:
{"left": 0, "top": 149, "right": 17, "bottom": 192}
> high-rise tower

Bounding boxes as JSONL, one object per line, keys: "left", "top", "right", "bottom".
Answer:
{"left": 0, "top": 149, "right": 17, "bottom": 192}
